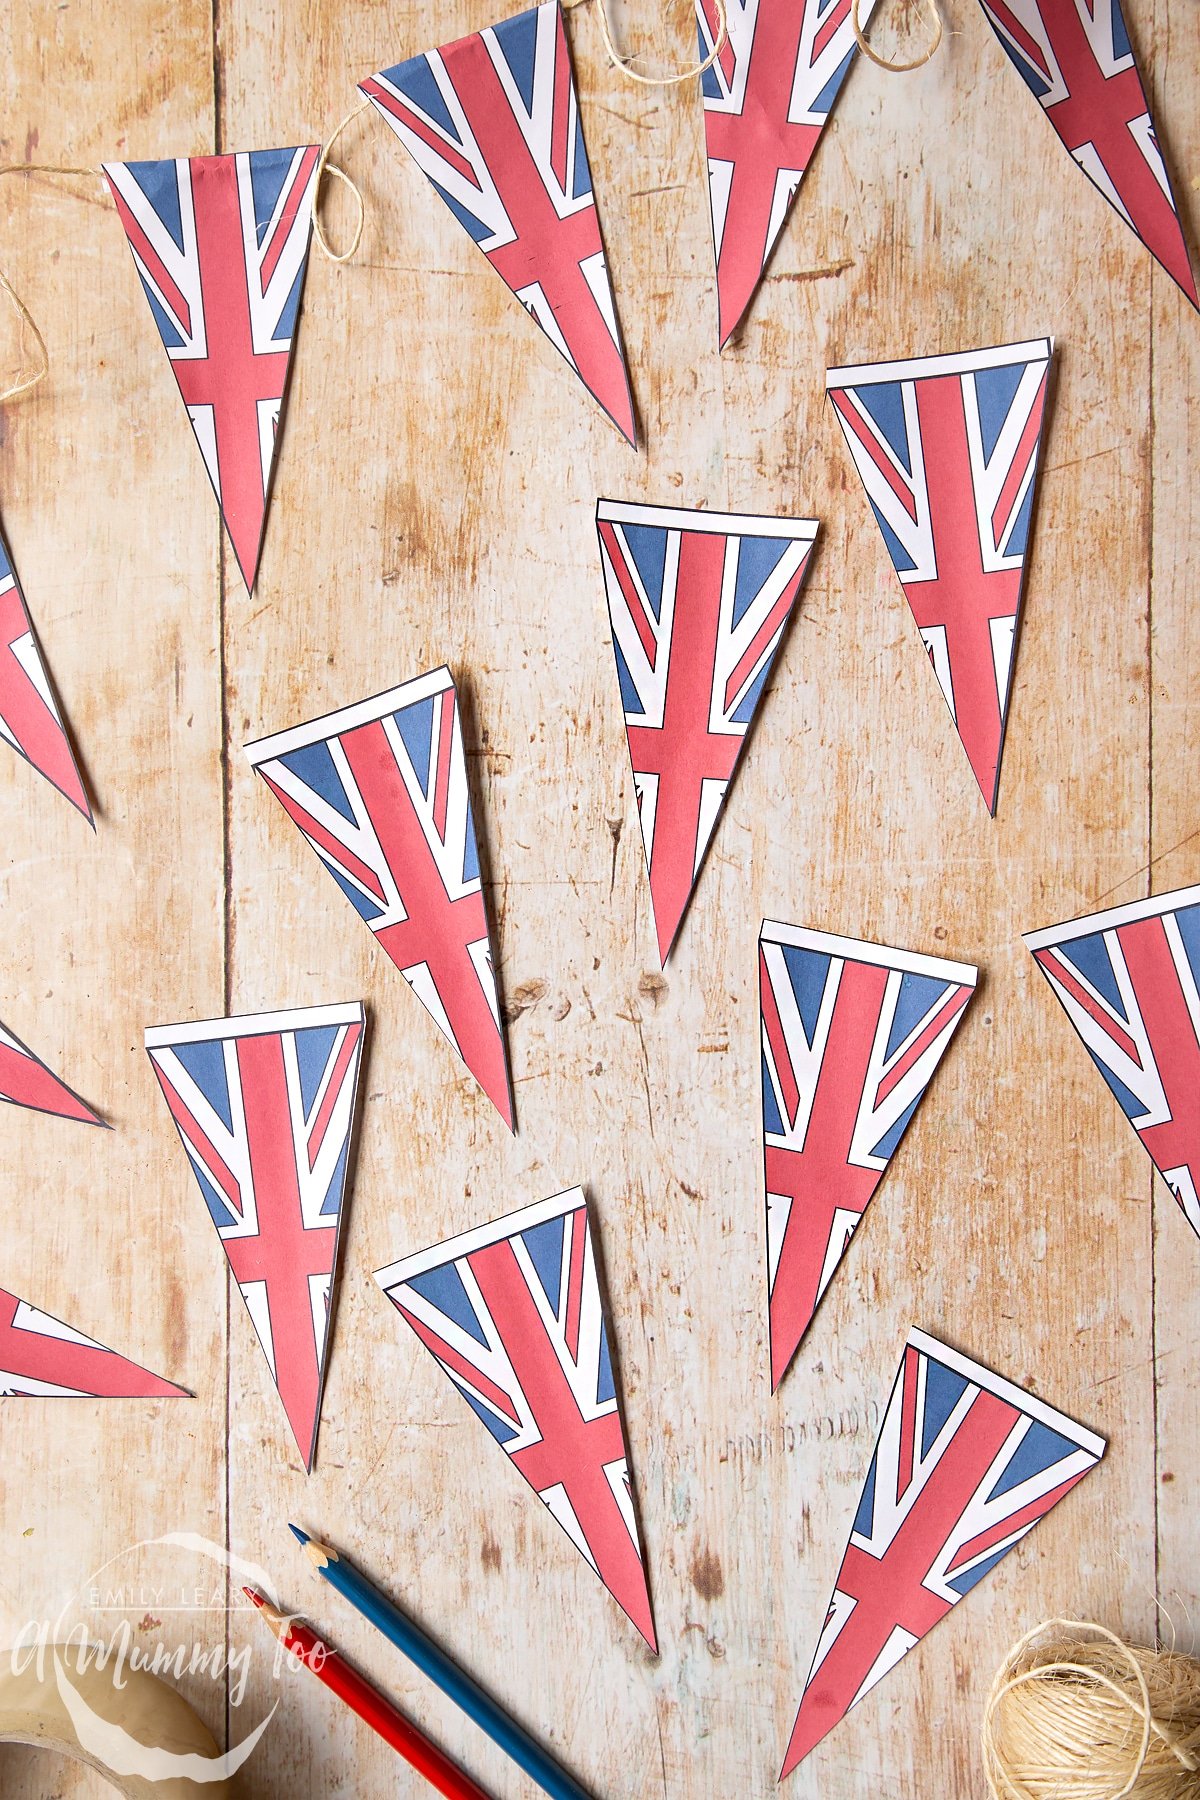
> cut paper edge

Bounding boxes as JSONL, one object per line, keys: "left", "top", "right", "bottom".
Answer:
{"left": 0, "top": 540, "right": 93, "bottom": 824}
{"left": 0, "top": 1018, "right": 106, "bottom": 1127}
{"left": 1022, "top": 881, "right": 1200, "bottom": 951}
{"left": 825, "top": 339, "right": 1055, "bottom": 391}
{"left": 0, "top": 1288, "right": 188, "bottom": 1398}
{"left": 375, "top": 1184, "right": 590, "bottom": 1289}
{"left": 243, "top": 668, "right": 461, "bottom": 768}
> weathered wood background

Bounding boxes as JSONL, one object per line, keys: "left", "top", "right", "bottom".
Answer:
{"left": 1, "top": 0, "right": 1196, "bottom": 1792}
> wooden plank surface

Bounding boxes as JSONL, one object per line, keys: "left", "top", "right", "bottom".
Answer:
{"left": 0, "top": 0, "right": 1196, "bottom": 1793}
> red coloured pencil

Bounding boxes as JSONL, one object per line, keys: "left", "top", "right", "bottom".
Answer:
{"left": 245, "top": 1588, "right": 492, "bottom": 1800}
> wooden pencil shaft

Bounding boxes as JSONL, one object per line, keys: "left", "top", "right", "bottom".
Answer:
{"left": 250, "top": 1593, "right": 492, "bottom": 1800}
{"left": 288, "top": 1631, "right": 490, "bottom": 1800}
{"left": 310, "top": 1545, "right": 593, "bottom": 1800}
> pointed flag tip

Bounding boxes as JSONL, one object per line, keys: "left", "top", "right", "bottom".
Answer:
{"left": 490, "top": 1086, "right": 516, "bottom": 1134}
{"left": 717, "top": 284, "right": 754, "bottom": 350}
{"left": 769, "top": 1322, "right": 797, "bottom": 1396}
{"left": 617, "top": 409, "right": 638, "bottom": 450}
{"left": 228, "top": 532, "right": 265, "bottom": 598}
{"left": 655, "top": 915, "right": 680, "bottom": 968}
{"left": 973, "top": 765, "right": 1001, "bottom": 816}
{"left": 619, "top": 1587, "right": 658, "bottom": 1654}
{"left": 778, "top": 1710, "right": 825, "bottom": 1781}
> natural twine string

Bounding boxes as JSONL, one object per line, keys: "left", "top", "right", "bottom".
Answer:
{"left": 851, "top": 0, "right": 943, "bottom": 72}
{"left": 311, "top": 101, "right": 369, "bottom": 263}
{"left": 0, "top": 164, "right": 103, "bottom": 405}
{"left": 0, "top": 124, "right": 364, "bottom": 407}
{"left": 591, "top": 0, "right": 729, "bottom": 87}
{"left": 982, "top": 1619, "right": 1200, "bottom": 1800}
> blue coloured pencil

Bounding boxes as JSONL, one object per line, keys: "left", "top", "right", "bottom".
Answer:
{"left": 290, "top": 1525, "right": 592, "bottom": 1800}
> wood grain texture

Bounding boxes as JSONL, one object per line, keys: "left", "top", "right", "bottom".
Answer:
{"left": 0, "top": 0, "right": 1195, "bottom": 1793}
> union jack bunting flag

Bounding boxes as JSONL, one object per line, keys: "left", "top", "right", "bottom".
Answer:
{"left": 0, "top": 527, "right": 91, "bottom": 822}
{"left": 376, "top": 1186, "right": 657, "bottom": 1649}
{"left": 760, "top": 923, "right": 976, "bottom": 1390}
{"left": 695, "top": 0, "right": 878, "bottom": 346}
{"left": 245, "top": 670, "right": 514, "bottom": 1130}
{"left": 361, "top": 1, "right": 635, "bottom": 443}
{"left": 104, "top": 146, "right": 321, "bottom": 592}
{"left": 0, "top": 1016, "right": 103, "bottom": 1126}
{"left": 978, "top": 0, "right": 1197, "bottom": 309}
{"left": 146, "top": 1002, "right": 365, "bottom": 1469}
{"left": 596, "top": 501, "right": 818, "bottom": 964}
{"left": 782, "top": 1328, "right": 1104, "bottom": 1777}
{"left": 827, "top": 340, "right": 1052, "bottom": 814}
{"left": 0, "top": 1286, "right": 185, "bottom": 1398}
{"left": 1026, "top": 883, "right": 1200, "bottom": 1247}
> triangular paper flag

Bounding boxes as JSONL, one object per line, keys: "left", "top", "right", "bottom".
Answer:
{"left": 0, "top": 527, "right": 91, "bottom": 822}
{"left": 827, "top": 340, "right": 1052, "bottom": 813}
{"left": 0, "top": 1017, "right": 103, "bottom": 1126}
{"left": 696, "top": 0, "right": 879, "bottom": 346}
{"left": 361, "top": 0, "right": 636, "bottom": 443}
{"left": 1026, "top": 883, "right": 1200, "bottom": 1248}
{"left": 760, "top": 923, "right": 976, "bottom": 1390}
{"left": 104, "top": 147, "right": 321, "bottom": 591}
{"left": 146, "top": 1002, "right": 365, "bottom": 1469}
{"left": 0, "top": 1287, "right": 185, "bottom": 1397}
{"left": 597, "top": 501, "right": 817, "bottom": 963}
{"left": 781, "top": 1328, "right": 1104, "bottom": 1777}
{"left": 245, "top": 670, "right": 514, "bottom": 1130}
{"left": 978, "top": 0, "right": 1197, "bottom": 309}
{"left": 375, "top": 1186, "right": 657, "bottom": 1650}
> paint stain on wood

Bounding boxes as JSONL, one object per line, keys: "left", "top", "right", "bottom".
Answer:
{"left": 690, "top": 1547, "right": 724, "bottom": 1602}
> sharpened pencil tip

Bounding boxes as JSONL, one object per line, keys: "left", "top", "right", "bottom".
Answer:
{"left": 243, "top": 1587, "right": 263, "bottom": 1608}
{"left": 289, "top": 1523, "right": 335, "bottom": 1568}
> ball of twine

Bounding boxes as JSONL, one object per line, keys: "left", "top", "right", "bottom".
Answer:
{"left": 982, "top": 1619, "right": 1200, "bottom": 1800}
